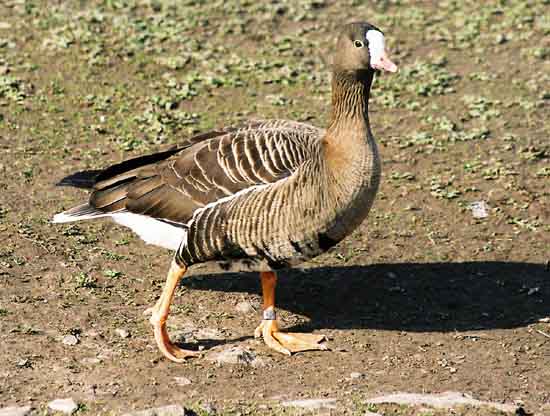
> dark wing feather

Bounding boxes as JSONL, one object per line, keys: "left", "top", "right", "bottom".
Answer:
{"left": 75, "top": 120, "right": 322, "bottom": 225}
{"left": 56, "top": 170, "right": 103, "bottom": 189}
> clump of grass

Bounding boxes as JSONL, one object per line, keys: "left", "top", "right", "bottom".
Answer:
{"left": 462, "top": 95, "right": 501, "bottom": 121}
{"left": 103, "top": 269, "right": 122, "bottom": 278}
{"left": 403, "top": 57, "right": 460, "bottom": 97}
{"left": 0, "top": 74, "right": 31, "bottom": 103}
{"left": 74, "top": 272, "right": 97, "bottom": 289}
{"left": 429, "top": 177, "right": 462, "bottom": 200}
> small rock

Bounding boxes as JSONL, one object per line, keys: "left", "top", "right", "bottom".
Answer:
{"left": 201, "top": 402, "right": 217, "bottom": 415}
{"left": 206, "top": 346, "right": 264, "bottom": 367}
{"left": 350, "top": 372, "right": 363, "bottom": 379}
{"left": 121, "top": 404, "right": 186, "bottom": 416}
{"left": 469, "top": 201, "right": 489, "bottom": 219}
{"left": 115, "top": 328, "right": 130, "bottom": 338}
{"left": 62, "top": 334, "right": 79, "bottom": 346}
{"left": 195, "top": 327, "right": 225, "bottom": 340}
{"left": 527, "top": 287, "right": 539, "bottom": 296}
{"left": 364, "top": 411, "right": 382, "bottom": 416}
{"left": 0, "top": 406, "right": 32, "bottom": 416}
{"left": 85, "top": 329, "right": 100, "bottom": 338}
{"left": 281, "top": 398, "right": 337, "bottom": 410}
{"left": 0, "top": 22, "right": 12, "bottom": 30}
{"left": 235, "top": 301, "right": 254, "bottom": 314}
{"left": 16, "top": 358, "right": 31, "bottom": 368}
{"left": 174, "top": 376, "right": 192, "bottom": 386}
{"left": 82, "top": 357, "right": 101, "bottom": 365}
{"left": 171, "top": 328, "right": 194, "bottom": 343}
{"left": 48, "top": 398, "right": 78, "bottom": 415}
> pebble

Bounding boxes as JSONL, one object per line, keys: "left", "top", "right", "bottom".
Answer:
{"left": 195, "top": 327, "right": 225, "bottom": 340}
{"left": 115, "top": 328, "right": 130, "bottom": 338}
{"left": 0, "top": 406, "right": 32, "bottom": 416}
{"left": 200, "top": 402, "right": 217, "bottom": 415}
{"left": 350, "top": 372, "right": 363, "bottom": 379}
{"left": 62, "top": 335, "right": 79, "bottom": 346}
{"left": 174, "top": 376, "right": 192, "bottom": 386}
{"left": 121, "top": 404, "right": 186, "bottom": 416}
{"left": 235, "top": 301, "right": 254, "bottom": 314}
{"left": 206, "top": 346, "right": 265, "bottom": 367}
{"left": 0, "top": 22, "right": 12, "bottom": 30}
{"left": 16, "top": 358, "right": 30, "bottom": 368}
{"left": 82, "top": 357, "right": 101, "bottom": 365}
{"left": 281, "top": 398, "right": 337, "bottom": 410}
{"left": 48, "top": 398, "right": 78, "bottom": 415}
{"left": 527, "top": 287, "right": 539, "bottom": 296}
{"left": 469, "top": 201, "right": 489, "bottom": 219}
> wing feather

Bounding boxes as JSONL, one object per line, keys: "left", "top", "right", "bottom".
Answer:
{"left": 80, "top": 120, "right": 323, "bottom": 226}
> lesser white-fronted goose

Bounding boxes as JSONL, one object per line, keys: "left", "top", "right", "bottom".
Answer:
{"left": 53, "top": 21, "right": 397, "bottom": 362}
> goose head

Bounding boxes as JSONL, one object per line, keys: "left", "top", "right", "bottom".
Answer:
{"left": 333, "top": 22, "right": 397, "bottom": 74}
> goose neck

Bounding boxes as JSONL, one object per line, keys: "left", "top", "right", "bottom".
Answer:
{"left": 328, "top": 70, "right": 373, "bottom": 129}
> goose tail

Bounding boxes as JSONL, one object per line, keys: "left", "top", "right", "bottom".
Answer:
{"left": 52, "top": 203, "right": 111, "bottom": 223}
{"left": 56, "top": 170, "right": 102, "bottom": 189}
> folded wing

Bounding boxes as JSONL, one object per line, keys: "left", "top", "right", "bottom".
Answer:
{"left": 54, "top": 120, "right": 322, "bottom": 232}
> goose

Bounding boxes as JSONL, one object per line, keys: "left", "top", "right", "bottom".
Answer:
{"left": 53, "top": 21, "right": 397, "bottom": 362}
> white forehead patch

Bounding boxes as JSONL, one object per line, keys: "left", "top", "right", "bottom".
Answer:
{"left": 366, "top": 30, "right": 385, "bottom": 61}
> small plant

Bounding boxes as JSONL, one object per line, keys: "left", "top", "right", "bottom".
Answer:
{"left": 103, "top": 269, "right": 122, "bottom": 278}
{"left": 74, "top": 272, "right": 98, "bottom": 289}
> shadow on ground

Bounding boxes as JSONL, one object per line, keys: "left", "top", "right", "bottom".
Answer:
{"left": 184, "top": 261, "right": 549, "bottom": 333}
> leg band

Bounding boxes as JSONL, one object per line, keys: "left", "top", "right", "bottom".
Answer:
{"left": 263, "top": 307, "right": 276, "bottom": 320}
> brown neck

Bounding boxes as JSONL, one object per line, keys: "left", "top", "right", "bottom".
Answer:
{"left": 328, "top": 69, "right": 374, "bottom": 129}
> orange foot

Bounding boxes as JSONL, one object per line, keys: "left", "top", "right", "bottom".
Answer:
{"left": 144, "top": 305, "right": 200, "bottom": 363}
{"left": 254, "top": 319, "right": 328, "bottom": 355}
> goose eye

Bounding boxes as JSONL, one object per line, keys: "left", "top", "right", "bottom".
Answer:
{"left": 354, "top": 40, "right": 364, "bottom": 48}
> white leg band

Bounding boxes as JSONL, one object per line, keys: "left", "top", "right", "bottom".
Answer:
{"left": 263, "top": 307, "right": 276, "bottom": 320}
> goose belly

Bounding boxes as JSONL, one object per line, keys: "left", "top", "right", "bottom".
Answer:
{"left": 177, "top": 165, "right": 379, "bottom": 271}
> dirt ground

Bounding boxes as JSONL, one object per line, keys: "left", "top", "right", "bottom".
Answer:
{"left": 1, "top": 0, "right": 549, "bottom": 415}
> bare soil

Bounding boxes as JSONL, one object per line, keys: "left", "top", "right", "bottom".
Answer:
{"left": 0, "top": 1, "right": 549, "bottom": 415}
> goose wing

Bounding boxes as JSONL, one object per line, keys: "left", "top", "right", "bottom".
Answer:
{"left": 68, "top": 120, "right": 322, "bottom": 226}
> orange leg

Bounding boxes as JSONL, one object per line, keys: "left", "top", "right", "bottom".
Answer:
{"left": 254, "top": 271, "right": 327, "bottom": 355}
{"left": 143, "top": 260, "right": 199, "bottom": 363}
